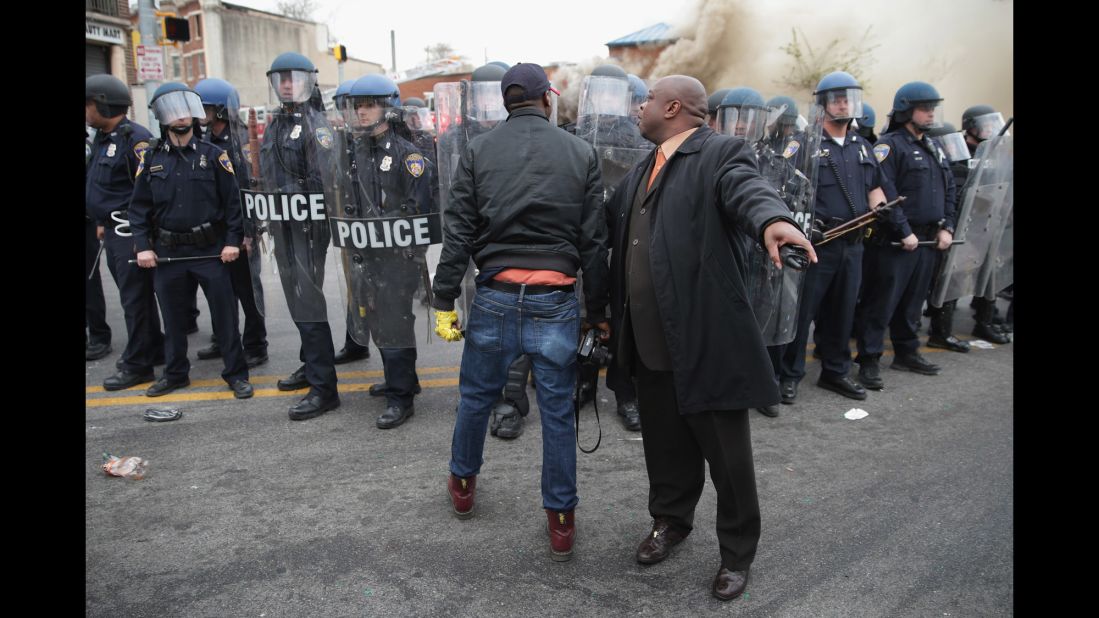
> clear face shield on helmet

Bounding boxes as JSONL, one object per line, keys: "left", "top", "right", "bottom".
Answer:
{"left": 468, "top": 81, "right": 506, "bottom": 123}
{"left": 151, "top": 90, "right": 205, "bottom": 125}
{"left": 970, "top": 111, "right": 1006, "bottom": 140}
{"left": 579, "top": 76, "right": 631, "bottom": 118}
{"left": 718, "top": 105, "right": 768, "bottom": 143}
{"left": 403, "top": 107, "right": 434, "bottom": 134}
{"left": 269, "top": 70, "right": 317, "bottom": 104}
{"left": 910, "top": 101, "right": 945, "bottom": 130}
{"left": 345, "top": 96, "right": 391, "bottom": 133}
{"left": 819, "top": 88, "right": 863, "bottom": 122}
{"left": 936, "top": 131, "right": 971, "bottom": 162}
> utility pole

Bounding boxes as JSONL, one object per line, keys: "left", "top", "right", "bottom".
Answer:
{"left": 138, "top": 0, "right": 162, "bottom": 137}
{"left": 390, "top": 30, "right": 397, "bottom": 73}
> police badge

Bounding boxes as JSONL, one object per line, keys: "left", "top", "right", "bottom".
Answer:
{"left": 404, "top": 153, "right": 425, "bottom": 178}
{"left": 380, "top": 155, "right": 392, "bottom": 172}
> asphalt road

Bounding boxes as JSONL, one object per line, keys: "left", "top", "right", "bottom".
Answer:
{"left": 86, "top": 266, "right": 1012, "bottom": 617}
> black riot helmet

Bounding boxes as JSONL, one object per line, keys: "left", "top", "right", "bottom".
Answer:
{"left": 708, "top": 88, "right": 732, "bottom": 116}
{"left": 471, "top": 64, "right": 507, "bottom": 82}
{"left": 591, "top": 64, "right": 628, "bottom": 80}
{"left": 86, "top": 74, "right": 132, "bottom": 118}
{"left": 961, "top": 104, "right": 1005, "bottom": 141}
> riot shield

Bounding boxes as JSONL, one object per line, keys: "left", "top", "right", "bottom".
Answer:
{"left": 742, "top": 100, "right": 824, "bottom": 346}
{"left": 330, "top": 94, "right": 441, "bottom": 348}
{"left": 243, "top": 103, "right": 343, "bottom": 322}
{"left": 575, "top": 75, "right": 650, "bottom": 201}
{"left": 929, "top": 135, "right": 1013, "bottom": 306}
{"left": 433, "top": 80, "right": 507, "bottom": 322}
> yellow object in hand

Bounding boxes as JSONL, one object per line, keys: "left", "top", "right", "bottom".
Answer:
{"left": 434, "top": 309, "right": 463, "bottom": 342}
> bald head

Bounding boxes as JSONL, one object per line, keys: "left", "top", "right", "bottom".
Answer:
{"left": 638, "top": 75, "right": 708, "bottom": 144}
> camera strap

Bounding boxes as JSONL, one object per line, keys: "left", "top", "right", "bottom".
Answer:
{"left": 575, "top": 385, "right": 602, "bottom": 454}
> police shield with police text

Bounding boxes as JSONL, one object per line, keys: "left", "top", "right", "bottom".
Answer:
{"left": 334, "top": 74, "right": 439, "bottom": 429}
{"left": 247, "top": 52, "right": 343, "bottom": 420}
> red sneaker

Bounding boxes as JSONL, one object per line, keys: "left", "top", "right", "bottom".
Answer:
{"left": 448, "top": 474, "right": 476, "bottom": 519}
{"left": 546, "top": 509, "right": 575, "bottom": 562}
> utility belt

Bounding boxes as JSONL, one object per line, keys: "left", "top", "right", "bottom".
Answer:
{"left": 818, "top": 216, "right": 864, "bottom": 245}
{"left": 156, "top": 221, "right": 226, "bottom": 248}
{"left": 909, "top": 222, "right": 942, "bottom": 242}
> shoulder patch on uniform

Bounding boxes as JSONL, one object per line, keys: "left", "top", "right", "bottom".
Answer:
{"left": 315, "top": 127, "right": 333, "bottom": 149}
{"left": 782, "top": 140, "right": 800, "bottom": 159}
{"left": 218, "top": 151, "right": 234, "bottom": 175}
{"left": 404, "top": 152, "right": 425, "bottom": 178}
{"left": 873, "top": 144, "right": 891, "bottom": 163}
{"left": 241, "top": 144, "right": 252, "bottom": 166}
{"left": 133, "top": 140, "right": 149, "bottom": 162}
{"left": 134, "top": 149, "right": 145, "bottom": 178}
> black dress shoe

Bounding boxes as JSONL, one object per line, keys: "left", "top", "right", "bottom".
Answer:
{"left": 334, "top": 345, "right": 370, "bottom": 364}
{"left": 86, "top": 342, "right": 112, "bottom": 361}
{"left": 184, "top": 324, "right": 199, "bottom": 335}
{"left": 196, "top": 342, "right": 221, "bottom": 360}
{"left": 288, "top": 392, "right": 340, "bottom": 421}
{"left": 635, "top": 519, "right": 689, "bottom": 564}
{"left": 491, "top": 402, "right": 524, "bottom": 439}
{"left": 146, "top": 376, "right": 191, "bottom": 397}
{"left": 927, "top": 334, "right": 970, "bottom": 353}
{"left": 377, "top": 404, "right": 414, "bottom": 429}
{"left": 103, "top": 370, "right": 155, "bottom": 391}
{"left": 712, "top": 567, "right": 749, "bottom": 601}
{"left": 892, "top": 352, "right": 941, "bottom": 375}
{"left": 817, "top": 374, "right": 868, "bottom": 400}
{"left": 245, "top": 352, "right": 269, "bottom": 368}
{"left": 973, "top": 322, "right": 1010, "bottom": 344}
{"left": 277, "top": 366, "right": 309, "bottom": 391}
{"left": 368, "top": 382, "right": 422, "bottom": 397}
{"left": 230, "top": 379, "right": 254, "bottom": 399}
{"left": 857, "top": 358, "right": 884, "bottom": 390}
{"left": 756, "top": 405, "right": 779, "bottom": 417}
{"left": 617, "top": 401, "right": 642, "bottom": 431}
{"left": 779, "top": 379, "right": 798, "bottom": 404}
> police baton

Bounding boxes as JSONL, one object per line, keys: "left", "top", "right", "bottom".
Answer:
{"left": 997, "top": 117, "right": 1014, "bottom": 137}
{"left": 890, "top": 240, "right": 967, "bottom": 248}
{"left": 87, "top": 240, "right": 106, "bottom": 280}
{"left": 127, "top": 255, "right": 224, "bottom": 264}
{"left": 814, "top": 196, "right": 906, "bottom": 247}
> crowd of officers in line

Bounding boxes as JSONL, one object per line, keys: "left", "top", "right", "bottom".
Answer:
{"left": 86, "top": 56, "right": 1012, "bottom": 430}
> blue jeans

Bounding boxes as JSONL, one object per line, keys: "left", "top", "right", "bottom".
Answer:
{"left": 450, "top": 285, "right": 580, "bottom": 511}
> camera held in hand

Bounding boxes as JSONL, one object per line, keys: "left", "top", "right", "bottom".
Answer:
{"left": 577, "top": 327, "right": 612, "bottom": 366}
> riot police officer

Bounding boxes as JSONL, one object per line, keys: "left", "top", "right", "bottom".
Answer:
{"left": 778, "top": 72, "right": 890, "bottom": 404}
{"left": 128, "top": 82, "right": 253, "bottom": 399}
{"left": 191, "top": 77, "right": 270, "bottom": 368}
{"left": 85, "top": 74, "right": 165, "bottom": 389}
{"left": 960, "top": 105, "right": 1012, "bottom": 344}
{"left": 706, "top": 87, "right": 732, "bottom": 130}
{"left": 341, "top": 74, "right": 434, "bottom": 429}
{"left": 260, "top": 51, "right": 342, "bottom": 420}
{"left": 855, "top": 81, "right": 956, "bottom": 388}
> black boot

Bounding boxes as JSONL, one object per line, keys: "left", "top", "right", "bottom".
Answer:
{"left": 973, "top": 298, "right": 1010, "bottom": 344}
{"left": 927, "top": 301, "right": 969, "bottom": 353}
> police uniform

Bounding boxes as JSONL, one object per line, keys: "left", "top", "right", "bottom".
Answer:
{"left": 780, "top": 129, "right": 887, "bottom": 387}
{"left": 204, "top": 124, "right": 269, "bottom": 362}
{"left": 347, "top": 126, "right": 434, "bottom": 412}
{"left": 128, "top": 135, "right": 249, "bottom": 388}
{"left": 260, "top": 107, "right": 341, "bottom": 402}
{"left": 855, "top": 128, "right": 956, "bottom": 365}
{"left": 86, "top": 130, "right": 111, "bottom": 355}
{"left": 85, "top": 118, "right": 165, "bottom": 384}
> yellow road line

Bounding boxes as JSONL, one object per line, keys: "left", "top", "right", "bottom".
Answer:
{"left": 85, "top": 365, "right": 462, "bottom": 394}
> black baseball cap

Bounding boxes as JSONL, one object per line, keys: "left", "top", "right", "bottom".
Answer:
{"left": 500, "top": 62, "right": 561, "bottom": 105}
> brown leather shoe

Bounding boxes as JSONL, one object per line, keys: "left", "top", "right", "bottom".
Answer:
{"left": 712, "top": 567, "right": 749, "bottom": 601}
{"left": 546, "top": 509, "right": 575, "bottom": 562}
{"left": 635, "top": 519, "right": 689, "bottom": 564}
{"left": 447, "top": 474, "right": 476, "bottom": 519}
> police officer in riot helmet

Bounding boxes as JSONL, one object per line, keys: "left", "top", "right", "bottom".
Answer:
{"left": 86, "top": 74, "right": 165, "bottom": 387}
{"left": 854, "top": 102, "right": 877, "bottom": 143}
{"left": 343, "top": 74, "right": 435, "bottom": 429}
{"left": 128, "top": 81, "right": 254, "bottom": 400}
{"left": 263, "top": 51, "right": 343, "bottom": 420}
{"left": 960, "top": 104, "right": 1012, "bottom": 343}
{"left": 855, "top": 81, "right": 956, "bottom": 387}
{"left": 466, "top": 63, "right": 508, "bottom": 138}
{"left": 778, "top": 71, "right": 891, "bottom": 404}
{"left": 192, "top": 77, "right": 270, "bottom": 368}
{"left": 706, "top": 88, "right": 731, "bottom": 130}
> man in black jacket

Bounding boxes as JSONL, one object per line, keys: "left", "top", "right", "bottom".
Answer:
{"left": 607, "top": 75, "right": 815, "bottom": 601}
{"left": 431, "top": 63, "right": 609, "bottom": 563}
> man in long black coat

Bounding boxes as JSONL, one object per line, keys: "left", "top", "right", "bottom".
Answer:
{"left": 605, "top": 75, "right": 816, "bottom": 602}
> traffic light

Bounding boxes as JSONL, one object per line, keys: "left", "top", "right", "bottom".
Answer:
{"left": 334, "top": 45, "right": 347, "bottom": 63}
{"left": 162, "top": 16, "right": 190, "bottom": 43}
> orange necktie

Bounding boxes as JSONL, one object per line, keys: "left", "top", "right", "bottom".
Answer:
{"left": 647, "top": 147, "right": 667, "bottom": 191}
